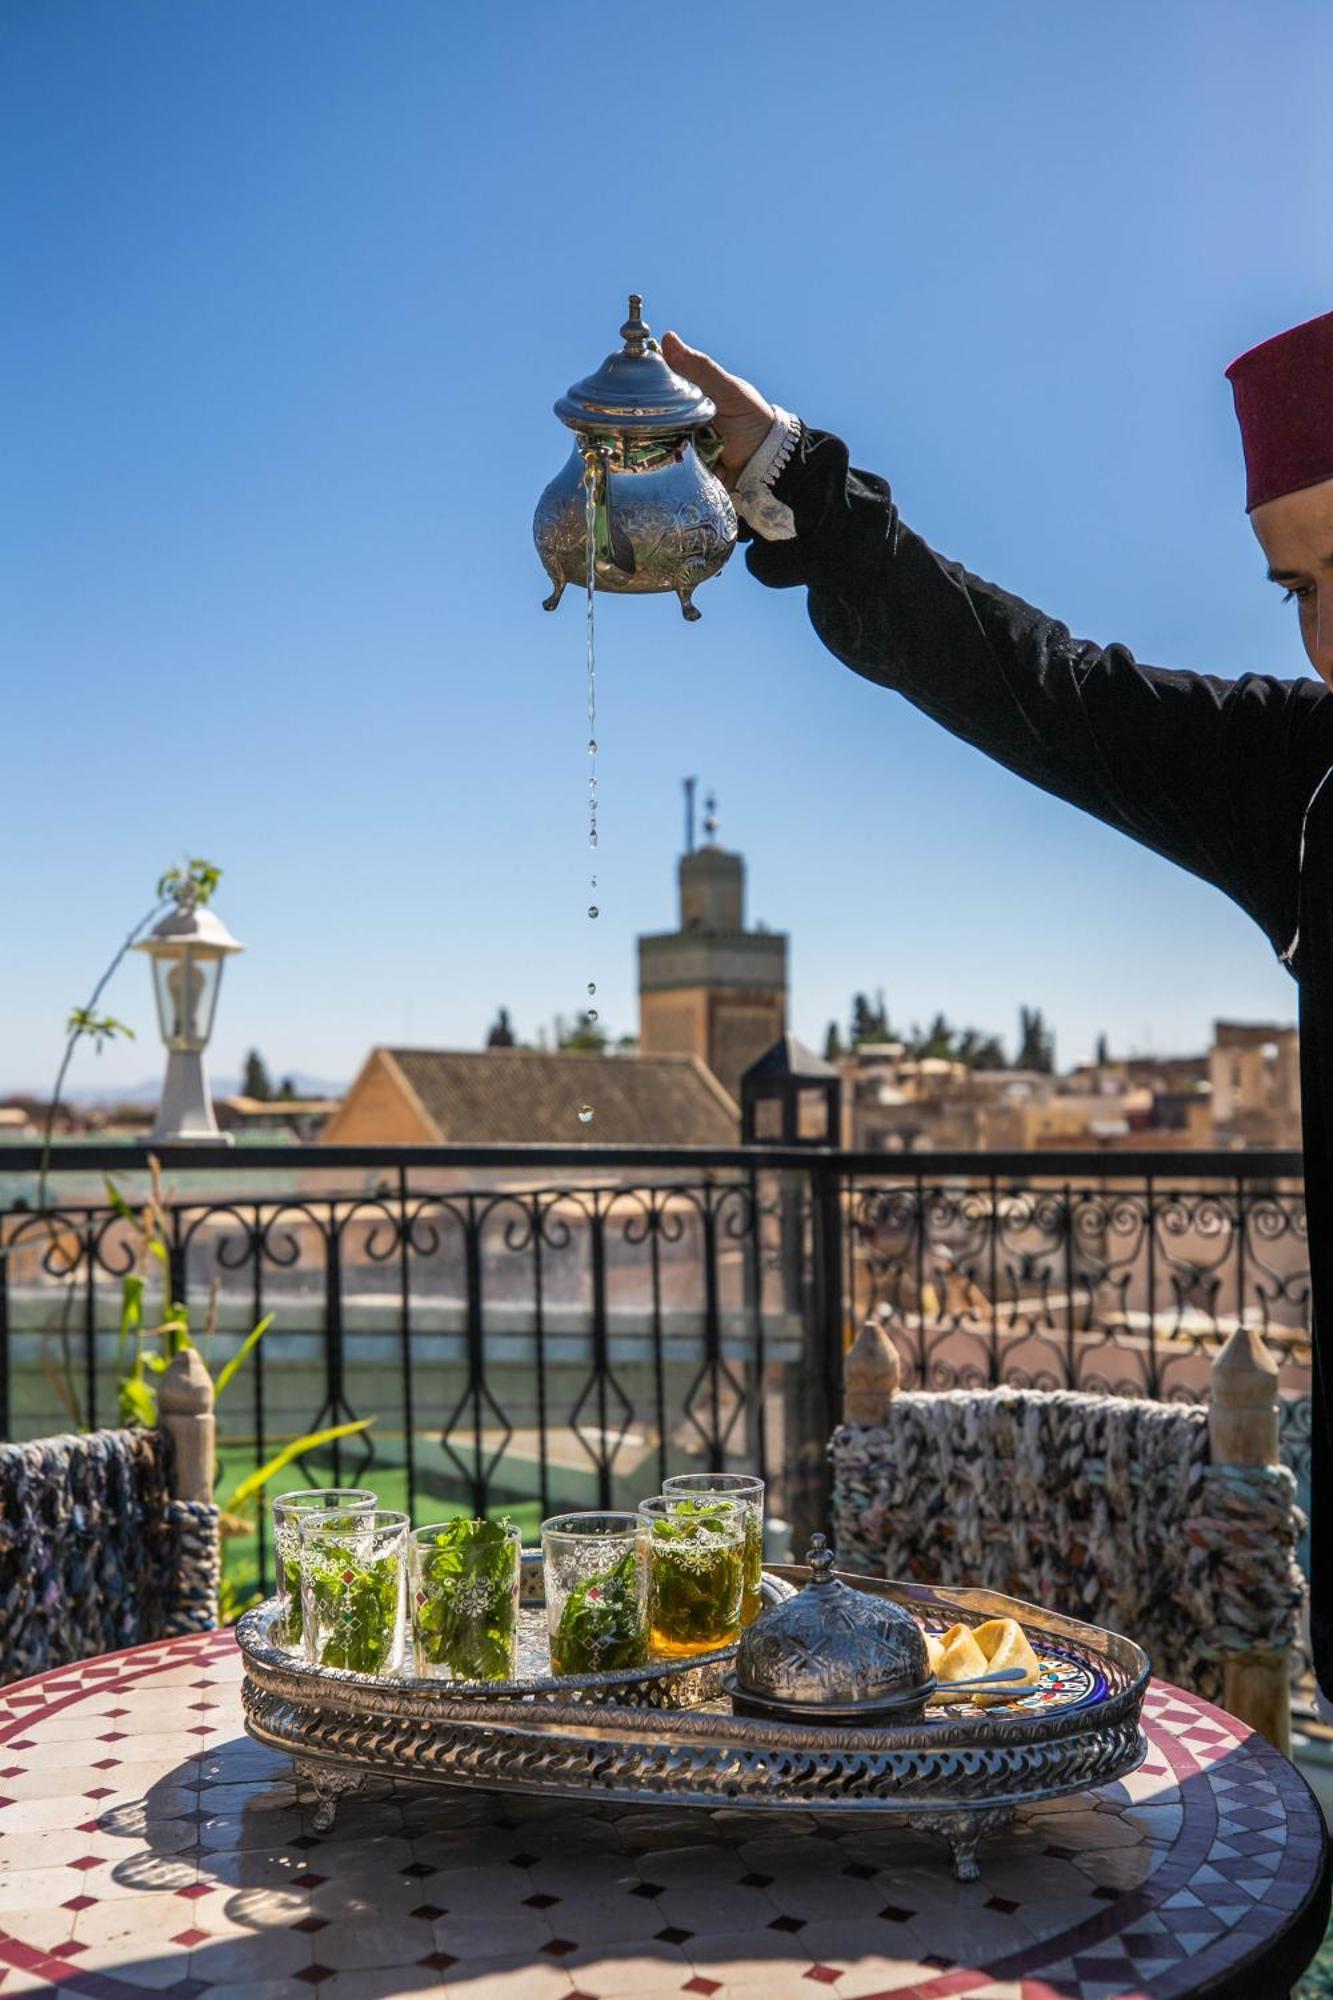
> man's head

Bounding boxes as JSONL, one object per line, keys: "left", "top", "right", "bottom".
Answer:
{"left": 1228, "top": 311, "right": 1333, "bottom": 686}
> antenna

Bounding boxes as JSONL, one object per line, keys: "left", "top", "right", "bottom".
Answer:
{"left": 683, "top": 776, "right": 697, "bottom": 854}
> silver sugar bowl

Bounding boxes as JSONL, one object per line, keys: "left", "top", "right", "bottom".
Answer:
{"left": 728, "top": 1535, "right": 935, "bottom": 1724}
{"left": 534, "top": 294, "right": 738, "bottom": 622}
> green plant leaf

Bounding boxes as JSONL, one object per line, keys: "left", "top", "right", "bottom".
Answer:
{"left": 224, "top": 1418, "right": 373, "bottom": 1513}
{"left": 213, "top": 1313, "right": 274, "bottom": 1401}
{"left": 118, "top": 1375, "right": 158, "bottom": 1428}
{"left": 104, "top": 1178, "right": 141, "bottom": 1229}
{"left": 118, "top": 1274, "right": 144, "bottom": 1349}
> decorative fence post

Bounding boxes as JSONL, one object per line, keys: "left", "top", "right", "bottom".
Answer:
{"left": 1209, "top": 1325, "right": 1291, "bottom": 1756}
{"left": 844, "top": 1317, "right": 901, "bottom": 1426}
{"left": 159, "top": 1346, "right": 216, "bottom": 1503}
{"left": 158, "top": 1345, "right": 221, "bottom": 1633}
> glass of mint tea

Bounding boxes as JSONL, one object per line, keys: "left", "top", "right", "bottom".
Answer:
{"left": 662, "top": 1472, "right": 765, "bottom": 1625}
{"left": 409, "top": 1519, "right": 522, "bottom": 1681}
{"left": 639, "top": 1493, "right": 746, "bottom": 1660}
{"left": 271, "top": 1488, "right": 376, "bottom": 1649}
{"left": 541, "top": 1512, "right": 648, "bottom": 1678}
{"left": 299, "top": 1508, "right": 409, "bottom": 1676}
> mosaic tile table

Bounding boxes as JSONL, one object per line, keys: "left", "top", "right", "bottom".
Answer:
{"left": 0, "top": 1631, "right": 1327, "bottom": 2000}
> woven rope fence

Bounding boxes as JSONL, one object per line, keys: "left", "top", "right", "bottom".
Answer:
{"left": 831, "top": 1388, "right": 1306, "bottom": 1701}
{"left": 0, "top": 1429, "right": 220, "bottom": 1685}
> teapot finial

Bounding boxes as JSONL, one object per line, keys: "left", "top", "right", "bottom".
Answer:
{"left": 806, "top": 1534, "right": 836, "bottom": 1585}
{"left": 621, "top": 294, "right": 653, "bottom": 356}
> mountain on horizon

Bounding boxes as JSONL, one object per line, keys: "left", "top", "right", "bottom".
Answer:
{"left": 1, "top": 1070, "right": 347, "bottom": 1108}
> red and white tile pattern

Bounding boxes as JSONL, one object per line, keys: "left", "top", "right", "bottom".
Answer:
{"left": 0, "top": 1634, "right": 1325, "bottom": 2000}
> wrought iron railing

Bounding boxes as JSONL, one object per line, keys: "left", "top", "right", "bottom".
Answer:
{"left": 0, "top": 1144, "right": 1311, "bottom": 1593}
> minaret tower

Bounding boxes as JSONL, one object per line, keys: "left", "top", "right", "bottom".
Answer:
{"left": 637, "top": 787, "right": 788, "bottom": 1102}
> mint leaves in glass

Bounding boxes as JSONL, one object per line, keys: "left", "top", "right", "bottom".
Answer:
{"left": 299, "top": 1508, "right": 408, "bottom": 1676}
{"left": 410, "top": 1519, "right": 521, "bottom": 1681}
{"left": 271, "top": 1488, "right": 376, "bottom": 1649}
{"left": 663, "top": 1473, "right": 765, "bottom": 1625}
{"left": 541, "top": 1512, "right": 648, "bottom": 1677}
{"left": 640, "top": 1493, "right": 745, "bottom": 1659}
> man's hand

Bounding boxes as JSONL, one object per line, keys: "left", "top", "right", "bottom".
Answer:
{"left": 661, "top": 332, "right": 775, "bottom": 484}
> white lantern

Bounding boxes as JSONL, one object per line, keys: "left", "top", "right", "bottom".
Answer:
{"left": 134, "top": 899, "right": 244, "bottom": 1144}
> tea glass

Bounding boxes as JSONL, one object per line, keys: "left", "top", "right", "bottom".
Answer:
{"left": 662, "top": 1472, "right": 766, "bottom": 1625}
{"left": 271, "top": 1488, "right": 376, "bottom": 1649}
{"left": 409, "top": 1520, "right": 522, "bottom": 1682}
{"left": 638, "top": 1493, "right": 746, "bottom": 1660}
{"left": 541, "top": 1511, "right": 647, "bottom": 1677}
{"left": 299, "top": 1508, "right": 409, "bottom": 1676}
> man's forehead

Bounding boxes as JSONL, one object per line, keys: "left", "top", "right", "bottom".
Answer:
{"left": 1252, "top": 478, "right": 1333, "bottom": 573}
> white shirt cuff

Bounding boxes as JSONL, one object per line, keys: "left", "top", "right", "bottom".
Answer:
{"left": 733, "top": 407, "right": 802, "bottom": 542}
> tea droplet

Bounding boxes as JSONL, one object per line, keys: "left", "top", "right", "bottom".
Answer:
{"left": 587, "top": 982, "right": 596, "bottom": 996}
{"left": 588, "top": 738, "right": 597, "bottom": 755}
{"left": 588, "top": 905, "right": 599, "bottom": 918}
{"left": 587, "top": 1008, "right": 598, "bottom": 1022}
{"left": 577, "top": 1104, "right": 594, "bottom": 1124}
{"left": 589, "top": 830, "right": 598, "bottom": 847}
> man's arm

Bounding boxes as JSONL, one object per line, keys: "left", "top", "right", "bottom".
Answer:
{"left": 659, "top": 332, "right": 1332, "bottom": 957}
{"left": 749, "top": 423, "right": 1331, "bottom": 960}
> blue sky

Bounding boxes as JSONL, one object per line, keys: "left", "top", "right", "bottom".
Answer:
{"left": 4, "top": 0, "right": 1331, "bottom": 1093}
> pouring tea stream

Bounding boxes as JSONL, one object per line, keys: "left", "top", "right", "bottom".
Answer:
{"left": 538, "top": 296, "right": 738, "bottom": 1127}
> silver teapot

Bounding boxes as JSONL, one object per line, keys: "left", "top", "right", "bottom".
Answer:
{"left": 534, "top": 295, "right": 737, "bottom": 621}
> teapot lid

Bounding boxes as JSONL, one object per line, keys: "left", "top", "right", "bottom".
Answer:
{"left": 731, "top": 1535, "right": 931, "bottom": 1717}
{"left": 555, "top": 295, "right": 716, "bottom": 437}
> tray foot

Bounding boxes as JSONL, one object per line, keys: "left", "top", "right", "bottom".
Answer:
{"left": 907, "top": 1806, "right": 1015, "bottom": 1882}
{"left": 296, "top": 1759, "right": 367, "bottom": 1833}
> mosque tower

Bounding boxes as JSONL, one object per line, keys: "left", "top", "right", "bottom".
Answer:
{"left": 637, "top": 783, "right": 788, "bottom": 1103}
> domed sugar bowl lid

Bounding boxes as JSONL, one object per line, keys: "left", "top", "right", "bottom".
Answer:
{"left": 554, "top": 294, "right": 716, "bottom": 439}
{"left": 728, "top": 1536, "right": 934, "bottom": 1723}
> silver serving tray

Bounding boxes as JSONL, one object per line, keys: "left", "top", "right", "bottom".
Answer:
{"left": 240, "top": 1566, "right": 1150, "bottom": 1880}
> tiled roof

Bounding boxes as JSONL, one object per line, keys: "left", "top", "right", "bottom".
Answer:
{"left": 385, "top": 1047, "right": 739, "bottom": 1145}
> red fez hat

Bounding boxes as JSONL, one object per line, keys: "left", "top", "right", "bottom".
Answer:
{"left": 1226, "top": 310, "right": 1333, "bottom": 512}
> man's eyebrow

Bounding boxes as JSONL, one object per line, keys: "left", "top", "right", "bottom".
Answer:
{"left": 1267, "top": 553, "right": 1333, "bottom": 582}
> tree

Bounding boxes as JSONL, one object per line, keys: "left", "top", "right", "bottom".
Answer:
{"left": 850, "top": 991, "right": 890, "bottom": 1046}
{"left": 918, "top": 1011, "right": 954, "bottom": 1060}
{"left": 823, "top": 1021, "right": 844, "bottom": 1061}
{"left": 1095, "top": 1031, "right": 1111, "bottom": 1068}
{"left": 1017, "top": 1006, "right": 1056, "bottom": 1074}
{"left": 242, "top": 1050, "right": 272, "bottom": 1100}
{"left": 486, "top": 1008, "right": 516, "bottom": 1048}
{"left": 559, "top": 1010, "right": 607, "bottom": 1053}
{"left": 277, "top": 1075, "right": 298, "bottom": 1099}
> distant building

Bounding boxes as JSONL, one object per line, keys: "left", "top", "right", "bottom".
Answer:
{"left": 1209, "top": 1021, "right": 1300, "bottom": 1148}
{"left": 321, "top": 1047, "right": 738, "bottom": 1147}
{"left": 215, "top": 1095, "right": 340, "bottom": 1141}
{"left": 638, "top": 814, "right": 786, "bottom": 1101}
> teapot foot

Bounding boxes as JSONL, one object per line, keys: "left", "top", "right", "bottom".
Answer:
{"left": 677, "top": 588, "right": 703, "bottom": 622}
{"left": 541, "top": 580, "right": 567, "bottom": 612}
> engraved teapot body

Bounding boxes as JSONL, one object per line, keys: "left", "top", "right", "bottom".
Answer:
{"left": 534, "top": 296, "right": 737, "bottom": 622}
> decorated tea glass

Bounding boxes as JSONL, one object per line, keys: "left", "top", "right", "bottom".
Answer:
{"left": 639, "top": 1492, "right": 746, "bottom": 1660}
{"left": 298, "top": 1508, "right": 408, "bottom": 1676}
{"left": 409, "top": 1520, "right": 522, "bottom": 1682}
{"left": 541, "top": 1511, "right": 647, "bottom": 1677}
{"left": 271, "top": 1488, "right": 376, "bottom": 1649}
{"left": 662, "top": 1472, "right": 765, "bottom": 1625}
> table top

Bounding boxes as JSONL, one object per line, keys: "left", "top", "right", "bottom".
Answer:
{"left": 0, "top": 1631, "right": 1326, "bottom": 2000}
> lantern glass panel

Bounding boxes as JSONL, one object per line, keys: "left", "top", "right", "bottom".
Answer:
{"left": 150, "top": 946, "right": 224, "bottom": 1052}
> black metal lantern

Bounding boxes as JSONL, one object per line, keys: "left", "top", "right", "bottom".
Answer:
{"left": 740, "top": 1035, "right": 841, "bottom": 1147}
